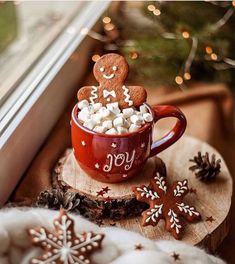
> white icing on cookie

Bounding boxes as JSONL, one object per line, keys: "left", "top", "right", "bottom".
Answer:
{"left": 168, "top": 209, "right": 182, "bottom": 234}
{"left": 90, "top": 86, "right": 98, "bottom": 104}
{"left": 100, "top": 65, "right": 117, "bottom": 80}
{"left": 29, "top": 213, "right": 104, "bottom": 264}
{"left": 103, "top": 89, "right": 116, "bottom": 99}
{"left": 122, "top": 85, "right": 133, "bottom": 106}
{"left": 103, "top": 73, "right": 115, "bottom": 80}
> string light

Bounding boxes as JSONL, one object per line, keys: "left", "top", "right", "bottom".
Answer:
{"left": 182, "top": 31, "right": 190, "bottom": 39}
{"left": 210, "top": 53, "right": 218, "bottom": 60}
{"left": 205, "top": 46, "right": 218, "bottom": 61}
{"left": 102, "top": 17, "right": 111, "bottom": 24}
{"left": 85, "top": 4, "right": 235, "bottom": 89}
{"left": 147, "top": 4, "right": 161, "bottom": 16}
{"left": 92, "top": 54, "right": 101, "bottom": 62}
{"left": 129, "top": 51, "right": 139, "bottom": 60}
{"left": 104, "top": 23, "right": 115, "bottom": 31}
{"left": 184, "top": 72, "right": 191, "bottom": 80}
{"left": 205, "top": 46, "right": 213, "bottom": 54}
{"left": 153, "top": 9, "right": 161, "bottom": 16}
{"left": 175, "top": 76, "right": 184, "bottom": 85}
{"left": 147, "top": 5, "right": 156, "bottom": 11}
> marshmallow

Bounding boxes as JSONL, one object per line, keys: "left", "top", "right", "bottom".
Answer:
{"left": 93, "top": 102, "right": 102, "bottom": 112}
{"left": 78, "top": 108, "right": 90, "bottom": 122}
{"left": 129, "top": 124, "right": 141, "bottom": 133}
{"left": 84, "top": 105, "right": 95, "bottom": 114}
{"left": 98, "top": 106, "right": 106, "bottom": 114}
{"left": 112, "top": 108, "right": 121, "bottom": 115}
{"left": 93, "top": 126, "right": 106, "bottom": 133}
{"left": 130, "top": 115, "right": 138, "bottom": 124}
{"left": 117, "top": 126, "right": 128, "bottom": 134}
{"left": 113, "top": 116, "right": 124, "bottom": 127}
{"left": 83, "top": 119, "right": 96, "bottom": 130}
{"left": 77, "top": 99, "right": 89, "bottom": 110}
{"left": 78, "top": 101, "right": 152, "bottom": 135}
{"left": 123, "top": 119, "right": 131, "bottom": 129}
{"left": 99, "top": 107, "right": 111, "bottom": 118}
{"left": 130, "top": 115, "right": 143, "bottom": 125}
{"left": 139, "top": 104, "right": 148, "bottom": 114}
{"left": 123, "top": 108, "right": 134, "bottom": 118}
{"left": 105, "top": 128, "right": 118, "bottom": 135}
{"left": 102, "top": 120, "right": 113, "bottom": 130}
{"left": 136, "top": 112, "right": 144, "bottom": 124}
{"left": 106, "top": 102, "right": 121, "bottom": 115}
{"left": 116, "top": 113, "right": 125, "bottom": 119}
{"left": 91, "top": 113, "right": 102, "bottom": 124}
{"left": 106, "top": 102, "right": 118, "bottom": 109}
{"left": 143, "top": 113, "right": 153, "bottom": 122}
{"left": 80, "top": 107, "right": 90, "bottom": 115}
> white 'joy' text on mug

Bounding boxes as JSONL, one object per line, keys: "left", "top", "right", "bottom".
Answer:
{"left": 103, "top": 150, "right": 136, "bottom": 172}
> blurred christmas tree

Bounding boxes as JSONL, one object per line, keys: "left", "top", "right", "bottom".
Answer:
{"left": 115, "top": 1, "right": 235, "bottom": 90}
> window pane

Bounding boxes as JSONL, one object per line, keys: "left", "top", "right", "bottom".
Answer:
{"left": 0, "top": 1, "right": 83, "bottom": 104}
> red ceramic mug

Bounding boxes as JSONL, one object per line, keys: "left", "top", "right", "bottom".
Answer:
{"left": 71, "top": 104, "right": 186, "bottom": 183}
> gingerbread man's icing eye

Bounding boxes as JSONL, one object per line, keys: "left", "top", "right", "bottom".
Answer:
{"left": 100, "top": 67, "right": 105, "bottom": 72}
{"left": 112, "top": 66, "right": 118, "bottom": 71}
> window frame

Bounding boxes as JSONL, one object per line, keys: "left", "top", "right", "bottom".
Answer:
{"left": 0, "top": 1, "right": 111, "bottom": 205}
{"left": 0, "top": 1, "right": 110, "bottom": 147}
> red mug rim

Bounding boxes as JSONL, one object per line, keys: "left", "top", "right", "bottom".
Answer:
{"left": 71, "top": 103, "right": 154, "bottom": 138}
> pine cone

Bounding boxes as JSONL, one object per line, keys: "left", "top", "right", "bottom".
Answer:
{"left": 189, "top": 152, "right": 221, "bottom": 181}
{"left": 36, "top": 189, "right": 80, "bottom": 212}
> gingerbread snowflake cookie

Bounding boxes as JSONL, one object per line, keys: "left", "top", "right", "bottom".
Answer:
{"left": 77, "top": 53, "right": 147, "bottom": 109}
{"left": 28, "top": 209, "right": 104, "bottom": 264}
{"left": 133, "top": 168, "right": 201, "bottom": 239}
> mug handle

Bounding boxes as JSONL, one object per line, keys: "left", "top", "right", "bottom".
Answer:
{"left": 150, "top": 105, "right": 187, "bottom": 157}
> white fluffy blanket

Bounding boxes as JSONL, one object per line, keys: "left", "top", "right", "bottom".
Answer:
{"left": 0, "top": 208, "right": 225, "bottom": 264}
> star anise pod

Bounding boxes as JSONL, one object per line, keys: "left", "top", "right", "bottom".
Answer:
{"left": 36, "top": 189, "right": 80, "bottom": 211}
{"left": 189, "top": 152, "right": 221, "bottom": 181}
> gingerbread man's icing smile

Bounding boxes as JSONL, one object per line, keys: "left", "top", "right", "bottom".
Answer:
{"left": 100, "top": 65, "right": 117, "bottom": 80}
{"left": 77, "top": 53, "right": 147, "bottom": 109}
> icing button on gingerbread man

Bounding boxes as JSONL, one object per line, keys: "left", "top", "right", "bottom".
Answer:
{"left": 77, "top": 53, "right": 147, "bottom": 109}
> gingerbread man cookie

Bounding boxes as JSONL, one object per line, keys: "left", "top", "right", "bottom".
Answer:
{"left": 77, "top": 53, "right": 147, "bottom": 109}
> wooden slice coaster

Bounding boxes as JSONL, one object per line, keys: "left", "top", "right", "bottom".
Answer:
{"left": 53, "top": 134, "right": 232, "bottom": 252}
{"left": 55, "top": 149, "right": 166, "bottom": 200}
{"left": 53, "top": 149, "right": 166, "bottom": 220}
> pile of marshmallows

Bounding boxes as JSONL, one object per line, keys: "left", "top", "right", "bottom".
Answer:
{"left": 77, "top": 100, "right": 153, "bottom": 135}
